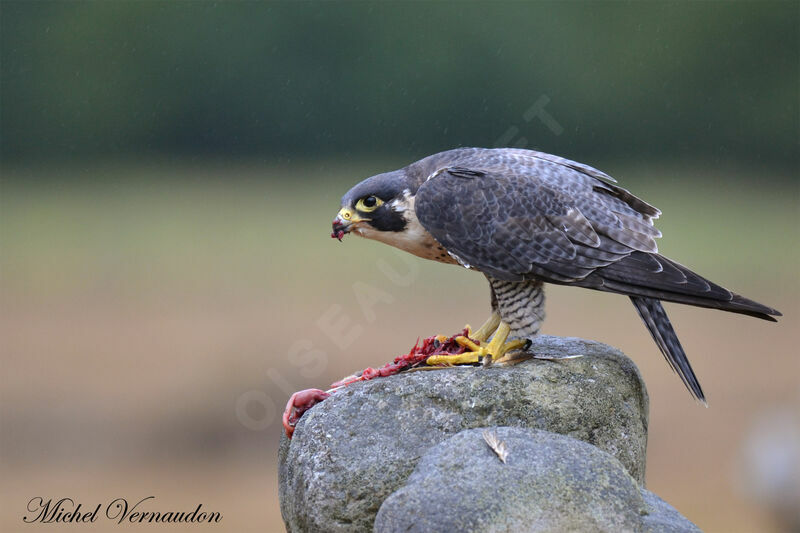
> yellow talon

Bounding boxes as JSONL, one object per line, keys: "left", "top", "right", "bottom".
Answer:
{"left": 426, "top": 351, "right": 481, "bottom": 366}
{"left": 470, "top": 311, "right": 501, "bottom": 342}
{"left": 492, "top": 339, "right": 529, "bottom": 364}
{"left": 455, "top": 336, "right": 481, "bottom": 352}
{"left": 426, "top": 319, "right": 529, "bottom": 367}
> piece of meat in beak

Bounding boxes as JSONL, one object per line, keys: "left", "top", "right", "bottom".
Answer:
{"left": 331, "top": 207, "right": 357, "bottom": 240}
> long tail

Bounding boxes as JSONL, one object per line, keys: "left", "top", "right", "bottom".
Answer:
{"left": 589, "top": 252, "right": 782, "bottom": 321}
{"left": 629, "top": 296, "right": 706, "bottom": 404}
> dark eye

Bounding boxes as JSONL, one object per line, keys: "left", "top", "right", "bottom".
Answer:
{"left": 363, "top": 195, "right": 378, "bottom": 208}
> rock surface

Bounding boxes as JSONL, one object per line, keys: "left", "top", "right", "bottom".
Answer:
{"left": 640, "top": 490, "right": 703, "bottom": 533}
{"left": 279, "top": 336, "right": 651, "bottom": 533}
{"left": 375, "top": 427, "right": 700, "bottom": 533}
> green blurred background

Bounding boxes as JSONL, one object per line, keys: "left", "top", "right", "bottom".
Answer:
{"left": 1, "top": 2, "right": 798, "bottom": 532}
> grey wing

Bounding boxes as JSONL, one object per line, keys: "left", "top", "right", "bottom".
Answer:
{"left": 414, "top": 164, "right": 780, "bottom": 320}
{"left": 413, "top": 164, "right": 661, "bottom": 284}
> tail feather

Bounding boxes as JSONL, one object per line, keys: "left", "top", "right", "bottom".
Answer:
{"left": 604, "top": 278, "right": 779, "bottom": 321}
{"left": 589, "top": 252, "right": 782, "bottom": 321}
{"left": 629, "top": 296, "right": 706, "bottom": 404}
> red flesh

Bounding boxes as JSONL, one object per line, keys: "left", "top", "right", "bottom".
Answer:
{"left": 282, "top": 329, "right": 479, "bottom": 438}
{"left": 281, "top": 388, "right": 331, "bottom": 439}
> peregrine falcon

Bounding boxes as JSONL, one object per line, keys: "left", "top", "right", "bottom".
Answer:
{"left": 331, "top": 148, "right": 781, "bottom": 403}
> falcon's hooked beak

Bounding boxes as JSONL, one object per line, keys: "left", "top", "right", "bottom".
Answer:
{"left": 331, "top": 207, "right": 369, "bottom": 241}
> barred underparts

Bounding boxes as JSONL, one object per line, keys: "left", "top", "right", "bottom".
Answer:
{"left": 489, "top": 277, "right": 545, "bottom": 340}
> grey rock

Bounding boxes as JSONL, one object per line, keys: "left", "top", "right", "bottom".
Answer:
{"left": 375, "top": 427, "right": 701, "bottom": 533}
{"left": 279, "top": 336, "right": 649, "bottom": 533}
{"left": 375, "top": 427, "right": 644, "bottom": 532}
{"left": 640, "top": 490, "right": 703, "bottom": 533}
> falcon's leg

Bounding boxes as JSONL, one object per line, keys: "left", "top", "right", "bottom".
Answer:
{"left": 427, "top": 278, "right": 545, "bottom": 366}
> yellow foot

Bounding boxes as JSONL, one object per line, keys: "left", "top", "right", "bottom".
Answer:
{"left": 423, "top": 312, "right": 500, "bottom": 366}
{"left": 425, "top": 350, "right": 481, "bottom": 366}
{"left": 426, "top": 321, "right": 529, "bottom": 367}
{"left": 467, "top": 311, "right": 501, "bottom": 342}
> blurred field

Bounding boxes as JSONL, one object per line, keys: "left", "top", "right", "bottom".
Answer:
{"left": 1, "top": 159, "right": 798, "bottom": 532}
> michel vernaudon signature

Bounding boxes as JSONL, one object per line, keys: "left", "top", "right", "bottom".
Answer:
{"left": 23, "top": 496, "right": 222, "bottom": 524}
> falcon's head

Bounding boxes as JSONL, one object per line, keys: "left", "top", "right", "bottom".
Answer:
{"left": 332, "top": 167, "right": 458, "bottom": 264}
{"left": 331, "top": 170, "right": 411, "bottom": 241}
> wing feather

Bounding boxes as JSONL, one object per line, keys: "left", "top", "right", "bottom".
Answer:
{"left": 412, "top": 158, "right": 780, "bottom": 321}
{"left": 414, "top": 165, "right": 654, "bottom": 282}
